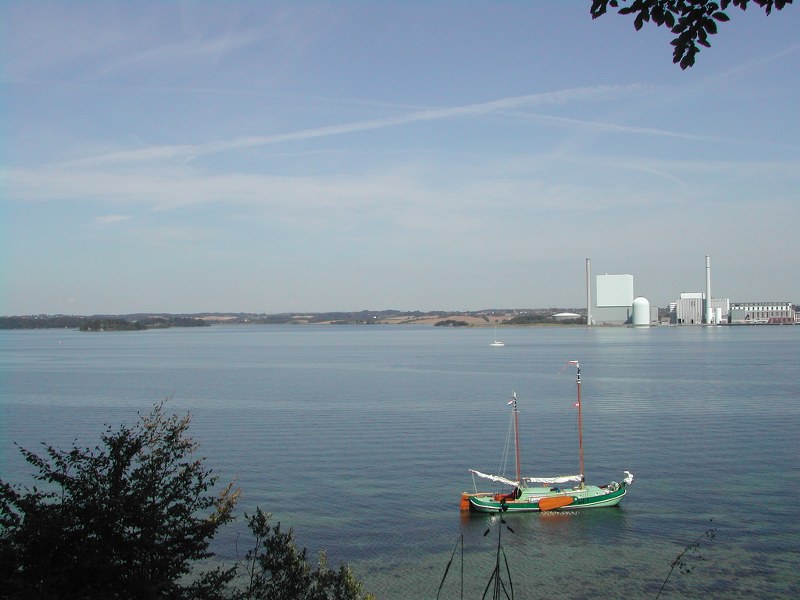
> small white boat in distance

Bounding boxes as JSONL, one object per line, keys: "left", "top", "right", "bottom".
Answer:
{"left": 490, "top": 324, "right": 505, "bottom": 346}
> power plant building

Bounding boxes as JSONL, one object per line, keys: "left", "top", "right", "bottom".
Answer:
{"left": 588, "top": 273, "right": 657, "bottom": 325}
{"left": 592, "top": 274, "right": 635, "bottom": 325}
{"left": 674, "top": 293, "right": 730, "bottom": 325}
{"left": 729, "top": 302, "right": 795, "bottom": 324}
{"left": 671, "top": 256, "right": 733, "bottom": 325}
{"left": 632, "top": 297, "right": 651, "bottom": 326}
{"left": 587, "top": 255, "right": 796, "bottom": 327}
{"left": 596, "top": 274, "right": 634, "bottom": 308}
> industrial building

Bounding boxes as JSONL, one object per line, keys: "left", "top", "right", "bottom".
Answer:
{"left": 586, "top": 255, "right": 796, "bottom": 327}
{"left": 671, "top": 297, "right": 797, "bottom": 325}
{"left": 585, "top": 265, "right": 657, "bottom": 326}
{"left": 673, "top": 293, "right": 730, "bottom": 325}
{"left": 667, "top": 257, "right": 795, "bottom": 325}
{"left": 729, "top": 302, "right": 796, "bottom": 324}
{"left": 592, "top": 273, "right": 635, "bottom": 325}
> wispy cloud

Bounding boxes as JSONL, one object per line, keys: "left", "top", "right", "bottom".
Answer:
{"left": 698, "top": 42, "right": 800, "bottom": 90}
{"left": 10, "top": 150, "right": 796, "bottom": 227}
{"left": 89, "top": 29, "right": 262, "bottom": 81}
{"left": 94, "top": 214, "right": 132, "bottom": 224}
{"left": 500, "top": 110, "right": 742, "bottom": 144}
{"left": 3, "top": 1, "right": 267, "bottom": 84}
{"left": 63, "top": 84, "right": 651, "bottom": 167}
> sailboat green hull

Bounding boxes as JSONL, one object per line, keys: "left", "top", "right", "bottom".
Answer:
{"left": 462, "top": 365, "right": 633, "bottom": 514}
{"left": 466, "top": 484, "right": 627, "bottom": 513}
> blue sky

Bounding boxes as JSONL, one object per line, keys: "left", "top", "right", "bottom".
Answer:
{"left": 2, "top": 1, "right": 799, "bottom": 315}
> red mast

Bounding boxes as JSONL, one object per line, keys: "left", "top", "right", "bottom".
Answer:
{"left": 511, "top": 392, "right": 521, "bottom": 485}
{"left": 571, "top": 361, "right": 585, "bottom": 489}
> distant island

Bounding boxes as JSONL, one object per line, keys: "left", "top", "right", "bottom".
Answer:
{"left": 0, "top": 315, "right": 210, "bottom": 331}
{"left": 80, "top": 319, "right": 147, "bottom": 332}
{"left": 0, "top": 309, "right": 588, "bottom": 330}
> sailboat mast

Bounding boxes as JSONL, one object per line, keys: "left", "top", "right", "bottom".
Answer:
{"left": 512, "top": 392, "right": 521, "bottom": 485}
{"left": 572, "top": 361, "right": 585, "bottom": 488}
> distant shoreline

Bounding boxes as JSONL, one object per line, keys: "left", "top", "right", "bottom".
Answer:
{"left": 0, "top": 309, "right": 586, "bottom": 330}
{"left": 1, "top": 312, "right": 796, "bottom": 330}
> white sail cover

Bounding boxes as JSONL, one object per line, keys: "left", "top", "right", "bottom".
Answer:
{"left": 470, "top": 470, "right": 583, "bottom": 487}
{"left": 522, "top": 475, "right": 582, "bottom": 485}
{"left": 469, "top": 469, "right": 518, "bottom": 487}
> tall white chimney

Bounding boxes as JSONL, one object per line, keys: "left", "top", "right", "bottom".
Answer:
{"left": 586, "top": 258, "right": 592, "bottom": 326}
{"left": 705, "top": 255, "right": 712, "bottom": 324}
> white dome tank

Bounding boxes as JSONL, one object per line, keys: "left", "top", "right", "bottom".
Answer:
{"left": 632, "top": 297, "right": 650, "bottom": 327}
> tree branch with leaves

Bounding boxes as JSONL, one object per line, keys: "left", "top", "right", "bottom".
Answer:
{"left": 0, "top": 401, "right": 373, "bottom": 600}
{"left": 590, "top": 0, "right": 794, "bottom": 68}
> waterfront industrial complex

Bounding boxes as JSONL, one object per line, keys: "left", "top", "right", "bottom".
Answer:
{"left": 586, "top": 255, "right": 798, "bottom": 326}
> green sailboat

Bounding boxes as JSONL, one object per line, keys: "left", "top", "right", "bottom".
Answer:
{"left": 460, "top": 361, "right": 633, "bottom": 513}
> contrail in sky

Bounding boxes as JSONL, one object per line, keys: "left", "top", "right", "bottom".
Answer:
{"left": 64, "top": 84, "right": 648, "bottom": 166}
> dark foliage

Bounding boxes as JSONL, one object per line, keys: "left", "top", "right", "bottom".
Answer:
{"left": 0, "top": 402, "right": 239, "bottom": 599}
{"left": 238, "top": 508, "right": 374, "bottom": 600}
{"left": 0, "top": 402, "right": 373, "bottom": 600}
{"left": 0, "top": 315, "right": 208, "bottom": 330}
{"left": 434, "top": 319, "right": 470, "bottom": 327}
{"left": 80, "top": 318, "right": 146, "bottom": 331}
{"left": 590, "top": 0, "right": 793, "bottom": 68}
{"left": 0, "top": 315, "right": 86, "bottom": 329}
{"left": 137, "top": 317, "right": 210, "bottom": 328}
{"left": 505, "top": 314, "right": 545, "bottom": 325}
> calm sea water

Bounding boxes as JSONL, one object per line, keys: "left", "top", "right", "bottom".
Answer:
{"left": 1, "top": 325, "right": 798, "bottom": 598}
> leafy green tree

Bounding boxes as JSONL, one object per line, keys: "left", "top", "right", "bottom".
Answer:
{"left": 0, "top": 403, "right": 374, "bottom": 599}
{"left": 0, "top": 402, "right": 240, "bottom": 599}
{"left": 239, "top": 508, "right": 375, "bottom": 600}
{"left": 590, "top": 0, "right": 794, "bottom": 68}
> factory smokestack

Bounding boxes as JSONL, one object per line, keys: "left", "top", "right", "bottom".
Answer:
{"left": 586, "top": 258, "right": 592, "bottom": 326}
{"left": 705, "top": 255, "right": 712, "bottom": 324}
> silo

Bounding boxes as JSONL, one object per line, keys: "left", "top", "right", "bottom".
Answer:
{"left": 632, "top": 297, "right": 650, "bottom": 327}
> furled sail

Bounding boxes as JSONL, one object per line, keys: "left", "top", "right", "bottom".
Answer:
{"left": 469, "top": 469, "right": 518, "bottom": 487}
{"left": 521, "top": 475, "right": 582, "bottom": 485}
{"left": 471, "top": 470, "right": 583, "bottom": 487}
